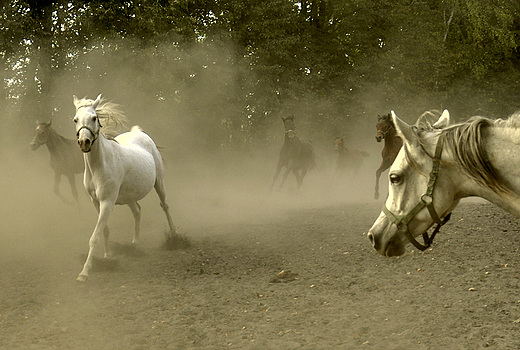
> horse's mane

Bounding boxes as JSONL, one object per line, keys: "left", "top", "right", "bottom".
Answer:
{"left": 75, "top": 97, "right": 128, "bottom": 137}
{"left": 413, "top": 112, "right": 516, "bottom": 194}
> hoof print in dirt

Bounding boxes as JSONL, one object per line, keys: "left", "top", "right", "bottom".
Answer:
{"left": 270, "top": 270, "right": 299, "bottom": 283}
{"left": 162, "top": 231, "right": 191, "bottom": 251}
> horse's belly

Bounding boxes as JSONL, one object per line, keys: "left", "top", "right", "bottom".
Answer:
{"left": 115, "top": 152, "right": 156, "bottom": 204}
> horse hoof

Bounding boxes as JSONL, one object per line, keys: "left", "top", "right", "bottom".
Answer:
{"left": 374, "top": 193, "right": 380, "bottom": 200}
{"left": 76, "top": 274, "right": 89, "bottom": 282}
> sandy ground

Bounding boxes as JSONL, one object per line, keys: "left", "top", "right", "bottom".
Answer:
{"left": 1, "top": 145, "right": 519, "bottom": 350}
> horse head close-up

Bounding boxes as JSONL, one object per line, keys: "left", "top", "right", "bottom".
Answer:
{"left": 369, "top": 110, "right": 460, "bottom": 256}
{"left": 368, "top": 108, "right": 520, "bottom": 256}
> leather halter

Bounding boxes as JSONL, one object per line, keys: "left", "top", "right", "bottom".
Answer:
{"left": 76, "top": 125, "right": 100, "bottom": 143}
{"left": 377, "top": 125, "right": 394, "bottom": 137}
{"left": 382, "top": 136, "right": 451, "bottom": 251}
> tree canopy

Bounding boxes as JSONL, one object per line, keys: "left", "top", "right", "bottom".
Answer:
{"left": 1, "top": 0, "right": 519, "bottom": 153}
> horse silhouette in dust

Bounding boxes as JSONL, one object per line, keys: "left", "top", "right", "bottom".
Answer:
{"left": 374, "top": 113, "right": 403, "bottom": 200}
{"left": 30, "top": 119, "right": 84, "bottom": 204}
{"left": 270, "top": 116, "right": 316, "bottom": 192}
{"left": 333, "top": 137, "right": 369, "bottom": 179}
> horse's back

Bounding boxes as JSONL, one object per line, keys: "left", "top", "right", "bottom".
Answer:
{"left": 115, "top": 126, "right": 164, "bottom": 174}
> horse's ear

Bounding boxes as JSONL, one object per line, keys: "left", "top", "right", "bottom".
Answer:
{"left": 391, "top": 110, "right": 417, "bottom": 145}
{"left": 433, "top": 109, "right": 450, "bottom": 129}
{"left": 73, "top": 95, "right": 80, "bottom": 107}
{"left": 47, "top": 119, "right": 52, "bottom": 126}
{"left": 93, "top": 94, "right": 102, "bottom": 109}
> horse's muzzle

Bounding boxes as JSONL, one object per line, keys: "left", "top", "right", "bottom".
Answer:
{"left": 368, "top": 230, "right": 406, "bottom": 256}
{"left": 78, "top": 138, "right": 92, "bottom": 152}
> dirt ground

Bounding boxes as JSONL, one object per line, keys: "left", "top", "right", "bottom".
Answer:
{"left": 1, "top": 146, "right": 520, "bottom": 350}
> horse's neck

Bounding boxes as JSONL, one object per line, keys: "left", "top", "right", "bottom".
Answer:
{"left": 84, "top": 134, "right": 111, "bottom": 168}
{"left": 45, "top": 128, "right": 69, "bottom": 154}
{"left": 384, "top": 130, "right": 400, "bottom": 146}
{"left": 482, "top": 127, "right": 520, "bottom": 195}
{"left": 452, "top": 127, "right": 520, "bottom": 216}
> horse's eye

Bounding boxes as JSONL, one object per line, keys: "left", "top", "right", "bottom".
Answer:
{"left": 389, "top": 174, "right": 402, "bottom": 184}
{"left": 73, "top": 117, "right": 77, "bottom": 123}
{"left": 92, "top": 116, "right": 97, "bottom": 122}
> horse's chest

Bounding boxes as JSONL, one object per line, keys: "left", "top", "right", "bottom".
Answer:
{"left": 84, "top": 151, "right": 156, "bottom": 203}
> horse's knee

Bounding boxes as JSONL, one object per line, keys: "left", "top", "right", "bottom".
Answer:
{"left": 89, "top": 236, "right": 100, "bottom": 247}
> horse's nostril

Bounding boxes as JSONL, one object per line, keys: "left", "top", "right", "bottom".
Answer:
{"left": 368, "top": 231, "right": 378, "bottom": 249}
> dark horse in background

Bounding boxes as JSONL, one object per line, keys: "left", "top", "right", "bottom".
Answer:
{"left": 30, "top": 119, "right": 84, "bottom": 204}
{"left": 374, "top": 113, "right": 403, "bottom": 200}
{"left": 270, "top": 116, "right": 316, "bottom": 191}
{"left": 333, "top": 137, "right": 369, "bottom": 178}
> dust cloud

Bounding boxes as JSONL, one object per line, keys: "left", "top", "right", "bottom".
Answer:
{"left": 0, "top": 41, "right": 387, "bottom": 273}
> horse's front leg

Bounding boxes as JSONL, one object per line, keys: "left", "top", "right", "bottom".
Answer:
{"left": 279, "top": 167, "right": 292, "bottom": 188}
{"left": 296, "top": 168, "right": 307, "bottom": 190}
{"left": 54, "top": 172, "right": 72, "bottom": 204}
{"left": 66, "top": 173, "right": 80, "bottom": 204}
{"left": 128, "top": 202, "right": 142, "bottom": 243}
{"left": 374, "top": 167, "right": 383, "bottom": 200}
{"left": 374, "top": 158, "right": 392, "bottom": 200}
{"left": 77, "top": 200, "right": 114, "bottom": 282}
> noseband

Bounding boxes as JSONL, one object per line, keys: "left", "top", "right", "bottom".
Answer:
{"left": 377, "top": 125, "right": 394, "bottom": 138}
{"left": 382, "top": 136, "right": 451, "bottom": 251}
{"left": 76, "top": 125, "right": 99, "bottom": 143}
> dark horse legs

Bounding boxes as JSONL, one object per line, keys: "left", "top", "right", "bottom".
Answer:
{"left": 270, "top": 162, "right": 307, "bottom": 192}
{"left": 54, "top": 172, "right": 80, "bottom": 205}
{"left": 374, "top": 158, "right": 393, "bottom": 200}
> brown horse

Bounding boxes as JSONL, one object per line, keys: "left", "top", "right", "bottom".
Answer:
{"left": 333, "top": 137, "right": 369, "bottom": 178}
{"left": 374, "top": 113, "right": 403, "bottom": 200}
{"left": 30, "top": 119, "right": 84, "bottom": 204}
{"left": 270, "top": 116, "right": 316, "bottom": 191}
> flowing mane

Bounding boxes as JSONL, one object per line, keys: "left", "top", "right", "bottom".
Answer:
{"left": 74, "top": 97, "right": 128, "bottom": 137}
{"left": 414, "top": 113, "right": 520, "bottom": 194}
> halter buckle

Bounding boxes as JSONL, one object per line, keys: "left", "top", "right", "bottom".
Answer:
{"left": 420, "top": 194, "right": 433, "bottom": 205}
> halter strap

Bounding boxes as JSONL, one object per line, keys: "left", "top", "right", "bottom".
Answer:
{"left": 76, "top": 125, "right": 99, "bottom": 142}
{"left": 377, "top": 125, "right": 394, "bottom": 136}
{"left": 382, "top": 136, "right": 451, "bottom": 251}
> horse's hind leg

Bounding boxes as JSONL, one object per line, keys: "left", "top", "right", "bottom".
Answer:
{"left": 154, "top": 177, "right": 176, "bottom": 235}
{"left": 128, "top": 202, "right": 142, "bottom": 243}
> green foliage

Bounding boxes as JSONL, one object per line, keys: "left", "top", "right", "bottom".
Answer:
{"left": 1, "top": 0, "right": 519, "bottom": 150}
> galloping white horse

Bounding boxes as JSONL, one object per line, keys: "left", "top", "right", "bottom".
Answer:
{"left": 368, "top": 109, "right": 520, "bottom": 256}
{"left": 73, "top": 94, "right": 176, "bottom": 282}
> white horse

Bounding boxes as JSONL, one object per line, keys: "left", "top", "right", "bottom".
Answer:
{"left": 368, "top": 109, "right": 520, "bottom": 256}
{"left": 73, "top": 94, "right": 176, "bottom": 282}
